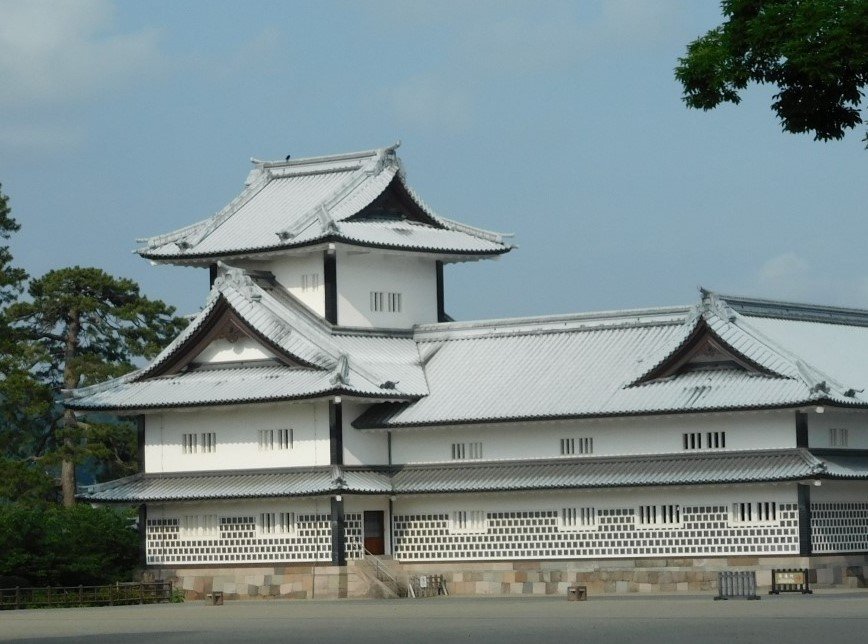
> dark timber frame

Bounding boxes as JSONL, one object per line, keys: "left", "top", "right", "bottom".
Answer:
{"left": 436, "top": 261, "right": 446, "bottom": 322}
{"left": 797, "top": 483, "right": 813, "bottom": 556}
{"left": 324, "top": 250, "right": 337, "bottom": 324}
{"left": 329, "top": 398, "right": 346, "bottom": 565}
{"left": 796, "top": 411, "right": 808, "bottom": 448}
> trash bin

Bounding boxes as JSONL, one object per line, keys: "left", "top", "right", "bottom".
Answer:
{"left": 567, "top": 585, "right": 587, "bottom": 601}
{"left": 208, "top": 591, "right": 224, "bottom": 605}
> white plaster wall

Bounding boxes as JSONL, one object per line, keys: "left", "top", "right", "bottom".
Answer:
{"left": 341, "top": 401, "right": 388, "bottom": 465}
{"left": 193, "top": 337, "right": 276, "bottom": 364}
{"left": 394, "top": 483, "right": 797, "bottom": 518}
{"left": 811, "top": 480, "right": 868, "bottom": 503}
{"left": 336, "top": 249, "right": 437, "bottom": 328}
{"left": 147, "top": 497, "right": 331, "bottom": 521}
{"left": 388, "top": 411, "right": 796, "bottom": 464}
{"left": 144, "top": 401, "right": 330, "bottom": 473}
{"left": 235, "top": 252, "right": 326, "bottom": 317}
{"left": 807, "top": 409, "right": 868, "bottom": 448}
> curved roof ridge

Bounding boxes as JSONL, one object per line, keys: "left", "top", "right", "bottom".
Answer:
{"left": 395, "top": 172, "right": 510, "bottom": 245}
{"left": 720, "top": 292, "right": 868, "bottom": 326}
{"left": 414, "top": 305, "right": 690, "bottom": 341}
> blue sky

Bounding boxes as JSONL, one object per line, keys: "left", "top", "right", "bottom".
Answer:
{"left": 1, "top": 0, "right": 865, "bottom": 321}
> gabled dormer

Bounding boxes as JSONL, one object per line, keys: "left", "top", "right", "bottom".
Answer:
{"left": 136, "top": 145, "right": 513, "bottom": 329}
{"left": 631, "top": 319, "right": 783, "bottom": 384}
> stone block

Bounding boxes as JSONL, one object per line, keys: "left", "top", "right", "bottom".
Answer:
{"left": 676, "top": 582, "right": 689, "bottom": 592}
{"left": 726, "top": 557, "right": 759, "bottom": 567}
{"left": 522, "top": 582, "right": 533, "bottom": 594}
{"left": 477, "top": 581, "right": 499, "bottom": 595}
{"left": 545, "top": 582, "right": 558, "bottom": 595}
{"left": 815, "top": 567, "right": 833, "bottom": 585}
{"left": 754, "top": 570, "right": 772, "bottom": 587}
{"left": 532, "top": 582, "right": 546, "bottom": 594}
{"left": 638, "top": 583, "right": 654, "bottom": 593}
{"left": 510, "top": 582, "right": 524, "bottom": 594}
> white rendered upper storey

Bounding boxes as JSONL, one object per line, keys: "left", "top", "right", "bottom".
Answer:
{"left": 137, "top": 145, "right": 512, "bottom": 329}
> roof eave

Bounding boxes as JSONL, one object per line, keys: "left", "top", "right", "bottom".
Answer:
{"left": 352, "top": 399, "right": 868, "bottom": 431}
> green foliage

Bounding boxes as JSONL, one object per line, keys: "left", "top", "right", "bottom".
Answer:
{"left": 8, "top": 266, "right": 187, "bottom": 503}
{"left": 0, "top": 504, "right": 139, "bottom": 586}
{"left": 676, "top": 0, "right": 868, "bottom": 144}
{"left": 0, "top": 457, "right": 55, "bottom": 505}
{"left": 10, "top": 267, "right": 187, "bottom": 389}
{"left": 0, "top": 183, "right": 26, "bottom": 306}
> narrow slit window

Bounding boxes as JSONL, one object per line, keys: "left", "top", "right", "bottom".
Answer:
{"left": 201, "top": 432, "right": 216, "bottom": 453}
{"left": 301, "top": 273, "right": 320, "bottom": 292}
{"left": 182, "top": 433, "right": 197, "bottom": 454}
{"left": 830, "top": 428, "right": 849, "bottom": 447}
{"left": 370, "top": 291, "right": 402, "bottom": 313}
{"left": 452, "top": 442, "right": 482, "bottom": 460}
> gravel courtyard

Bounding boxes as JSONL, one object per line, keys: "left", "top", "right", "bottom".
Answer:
{"left": 2, "top": 592, "right": 867, "bottom": 644}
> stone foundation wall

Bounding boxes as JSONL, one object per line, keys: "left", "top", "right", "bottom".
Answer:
{"left": 147, "top": 554, "right": 868, "bottom": 600}
{"left": 401, "top": 555, "right": 868, "bottom": 596}
{"left": 146, "top": 564, "right": 370, "bottom": 600}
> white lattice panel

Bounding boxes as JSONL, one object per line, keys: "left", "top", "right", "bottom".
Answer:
{"left": 811, "top": 502, "right": 868, "bottom": 553}
{"left": 393, "top": 505, "right": 800, "bottom": 561}
{"left": 146, "top": 513, "right": 363, "bottom": 565}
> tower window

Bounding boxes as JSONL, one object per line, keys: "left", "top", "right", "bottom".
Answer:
{"left": 370, "top": 291, "right": 401, "bottom": 313}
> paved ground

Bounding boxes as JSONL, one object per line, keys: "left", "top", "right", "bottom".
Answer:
{"left": 2, "top": 592, "right": 867, "bottom": 644}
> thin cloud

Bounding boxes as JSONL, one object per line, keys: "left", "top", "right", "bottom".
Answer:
{"left": 390, "top": 76, "right": 473, "bottom": 133}
{"left": 0, "top": 0, "right": 165, "bottom": 107}
{"left": 750, "top": 252, "right": 868, "bottom": 307}
{"left": 380, "top": 0, "right": 687, "bottom": 129}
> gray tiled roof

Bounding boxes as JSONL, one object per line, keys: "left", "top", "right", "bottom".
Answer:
{"left": 79, "top": 449, "right": 867, "bottom": 503}
{"left": 389, "top": 449, "right": 829, "bottom": 493}
{"left": 78, "top": 466, "right": 392, "bottom": 502}
{"left": 66, "top": 268, "right": 428, "bottom": 411}
{"left": 138, "top": 146, "right": 511, "bottom": 262}
{"left": 355, "top": 293, "right": 868, "bottom": 429}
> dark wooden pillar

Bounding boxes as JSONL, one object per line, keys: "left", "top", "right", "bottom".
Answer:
{"left": 796, "top": 411, "right": 808, "bottom": 448}
{"left": 329, "top": 399, "right": 343, "bottom": 466}
{"left": 329, "top": 398, "right": 346, "bottom": 565}
{"left": 797, "top": 483, "right": 813, "bottom": 556}
{"left": 324, "top": 250, "right": 337, "bottom": 324}
{"left": 209, "top": 263, "right": 218, "bottom": 287}
{"left": 330, "top": 496, "right": 346, "bottom": 566}
{"left": 436, "top": 261, "right": 446, "bottom": 322}
{"left": 136, "top": 415, "right": 146, "bottom": 473}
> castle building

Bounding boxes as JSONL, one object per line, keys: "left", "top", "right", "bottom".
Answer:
{"left": 71, "top": 145, "right": 868, "bottom": 598}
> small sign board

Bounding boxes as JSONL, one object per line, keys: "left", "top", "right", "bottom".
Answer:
{"left": 419, "top": 575, "right": 428, "bottom": 589}
{"left": 774, "top": 571, "right": 804, "bottom": 585}
{"left": 769, "top": 568, "right": 812, "bottom": 595}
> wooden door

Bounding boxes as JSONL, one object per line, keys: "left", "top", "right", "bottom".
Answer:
{"left": 363, "top": 510, "right": 385, "bottom": 555}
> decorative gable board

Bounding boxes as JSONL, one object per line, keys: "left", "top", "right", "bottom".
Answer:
{"left": 632, "top": 319, "right": 779, "bottom": 385}
{"left": 348, "top": 177, "right": 442, "bottom": 227}
{"left": 191, "top": 332, "right": 278, "bottom": 366}
{"left": 141, "top": 298, "right": 313, "bottom": 379}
